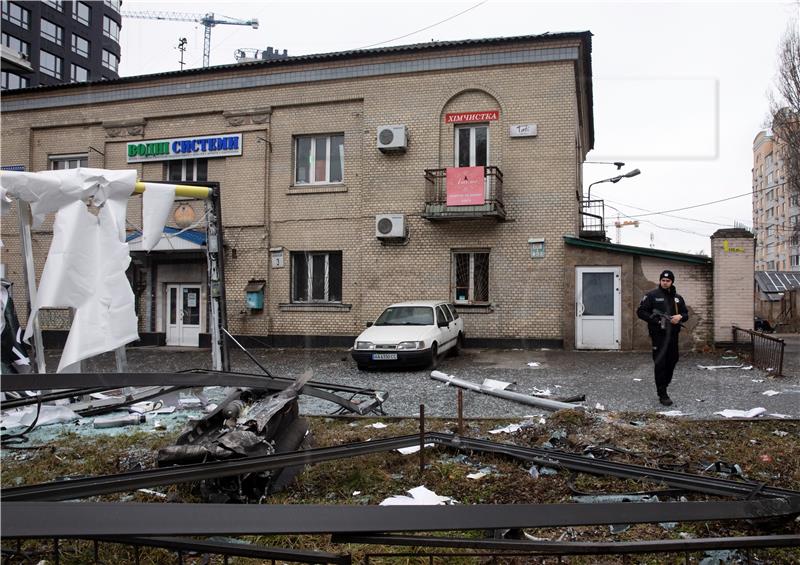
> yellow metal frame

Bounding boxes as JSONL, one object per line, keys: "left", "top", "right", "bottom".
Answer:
{"left": 134, "top": 181, "right": 211, "bottom": 199}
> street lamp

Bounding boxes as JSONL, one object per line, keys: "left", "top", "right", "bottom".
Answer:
{"left": 587, "top": 168, "right": 641, "bottom": 201}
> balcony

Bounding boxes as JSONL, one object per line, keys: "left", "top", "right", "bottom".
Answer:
{"left": 580, "top": 199, "right": 606, "bottom": 240}
{"left": 423, "top": 166, "right": 505, "bottom": 221}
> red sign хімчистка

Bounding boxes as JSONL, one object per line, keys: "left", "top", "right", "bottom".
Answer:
{"left": 444, "top": 110, "right": 499, "bottom": 124}
{"left": 446, "top": 167, "right": 485, "bottom": 206}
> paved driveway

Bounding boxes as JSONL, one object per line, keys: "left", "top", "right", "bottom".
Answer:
{"left": 54, "top": 344, "right": 800, "bottom": 420}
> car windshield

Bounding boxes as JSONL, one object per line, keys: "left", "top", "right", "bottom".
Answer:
{"left": 374, "top": 306, "right": 434, "bottom": 326}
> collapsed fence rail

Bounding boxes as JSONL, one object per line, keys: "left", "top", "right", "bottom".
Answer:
{"left": 732, "top": 326, "right": 785, "bottom": 377}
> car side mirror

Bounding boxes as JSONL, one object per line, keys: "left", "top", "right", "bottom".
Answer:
{"left": 366, "top": 321, "right": 373, "bottom": 327}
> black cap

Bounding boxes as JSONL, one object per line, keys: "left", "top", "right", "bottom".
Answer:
{"left": 660, "top": 270, "right": 675, "bottom": 282}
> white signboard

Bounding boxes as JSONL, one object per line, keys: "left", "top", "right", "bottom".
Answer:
{"left": 509, "top": 124, "right": 538, "bottom": 138}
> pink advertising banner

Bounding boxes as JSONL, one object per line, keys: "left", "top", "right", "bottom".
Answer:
{"left": 446, "top": 166, "right": 485, "bottom": 206}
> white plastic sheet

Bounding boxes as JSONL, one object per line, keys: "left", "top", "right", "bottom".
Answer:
{"left": 0, "top": 169, "right": 146, "bottom": 371}
{"left": 714, "top": 407, "right": 767, "bottom": 419}
{"left": 141, "top": 182, "right": 176, "bottom": 251}
{"left": 380, "top": 486, "right": 453, "bottom": 506}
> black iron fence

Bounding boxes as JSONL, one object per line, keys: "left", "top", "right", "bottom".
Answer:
{"left": 731, "top": 326, "right": 786, "bottom": 377}
{"left": 580, "top": 199, "right": 605, "bottom": 239}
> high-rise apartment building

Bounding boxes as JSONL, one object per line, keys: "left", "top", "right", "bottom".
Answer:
{"left": 1, "top": 0, "right": 121, "bottom": 90}
{"left": 752, "top": 129, "right": 800, "bottom": 271}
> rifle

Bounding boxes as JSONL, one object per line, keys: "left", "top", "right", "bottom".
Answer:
{"left": 651, "top": 309, "right": 685, "bottom": 330}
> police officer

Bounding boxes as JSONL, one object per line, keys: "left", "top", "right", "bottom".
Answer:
{"left": 636, "top": 270, "right": 688, "bottom": 406}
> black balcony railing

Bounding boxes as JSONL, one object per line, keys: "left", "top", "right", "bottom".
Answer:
{"left": 423, "top": 166, "right": 505, "bottom": 221}
{"left": 580, "top": 199, "right": 606, "bottom": 240}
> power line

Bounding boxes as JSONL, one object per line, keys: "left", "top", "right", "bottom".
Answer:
{"left": 357, "top": 0, "right": 488, "bottom": 49}
{"left": 602, "top": 198, "right": 731, "bottom": 226}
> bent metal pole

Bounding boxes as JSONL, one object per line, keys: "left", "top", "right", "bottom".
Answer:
{"left": 430, "top": 371, "right": 577, "bottom": 411}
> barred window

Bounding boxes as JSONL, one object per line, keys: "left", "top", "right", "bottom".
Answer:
{"left": 453, "top": 250, "right": 489, "bottom": 304}
{"left": 291, "top": 251, "right": 342, "bottom": 303}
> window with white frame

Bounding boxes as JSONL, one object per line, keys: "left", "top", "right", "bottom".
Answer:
{"left": 72, "top": 1, "right": 90, "bottom": 25}
{"left": 103, "top": 15, "right": 119, "bottom": 41}
{"left": 2, "top": 32, "right": 28, "bottom": 57}
{"left": 164, "top": 159, "right": 208, "bottom": 182}
{"left": 101, "top": 49, "right": 118, "bottom": 72}
{"left": 455, "top": 124, "right": 489, "bottom": 168}
{"left": 50, "top": 154, "right": 88, "bottom": 169}
{"left": 103, "top": 0, "right": 120, "bottom": 12}
{"left": 71, "top": 34, "right": 89, "bottom": 57}
{"left": 294, "top": 134, "right": 344, "bottom": 185}
{"left": 40, "top": 50, "right": 62, "bottom": 78}
{"left": 291, "top": 251, "right": 342, "bottom": 303}
{"left": 70, "top": 63, "right": 88, "bottom": 82}
{"left": 41, "top": 18, "right": 63, "bottom": 45}
{"left": 43, "top": 0, "right": 62, "bottom": 11}
{"left": 1, "top": 2, "right": 29, "bottom": 29}
{"left": 1, "top": 71, "right": 28, "bottom": 90}
{"left": 452, "top": 250, "right": 489, "bottom": 304}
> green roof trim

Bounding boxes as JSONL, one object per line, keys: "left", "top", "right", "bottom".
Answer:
{"left": 564, "top": 236, "right": 712, "bottom": 265}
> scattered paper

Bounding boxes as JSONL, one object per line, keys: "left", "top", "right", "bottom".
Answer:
{"left": 531, "top": 387, "right": 552, "bottom": 396}
{"left": 489, "top": 423, "right": 522, "bottom": 434}
{"left": 769, "top": 413, "right": 792, "bottom": 419}
{"left": 138, "top": 488, "right": 167, "bottom": 498}
{"left": 396, "top": 443, "right": 434, "bottom": 455}
{"left": 380, "top": 486, "right": 452, "bottom": 506}
{"left": 633, "top": 378, "right": 642, "bottom": 382}
{"left": 352, "top": 491, "right": 362, "bottom": 496}
{"left": 595, "top": 403, "right": 605, "bottom": 411}
{"left": 741, "top": 366, "right": 753, "bottom": 370}
{"left": 762, "top": 390, "right": 780, "bottom": 396}
{"left": 366, "top": 422, "right": 388, "bottom": 429}
{"left": 697, "top": 365, "right": 743, "bottom": 370}
{"left": 658, "top": 410, "right": 685, "bottom": 417}
{"left": 527, "top": 362, "right": 541, "bottom": 367}
{"left": 752, "top": 379, "right": 765, "bottom": 383}
{"left": 773, "top": 430, "right": 789, "bottom": 437}
{"left": 129, "top": 401, "right": 162, "bottom": 414}
{"left": 1, "top": 405, "right": 79, "bottom": 429}
{"left": 467, "top": 471, "right": 488, "bottom": 480}
{"left": 714, "top": 407, "right": 767, "bottom": 419}
{"left": 482, "top": 378, "right": 512, "bottom": 391}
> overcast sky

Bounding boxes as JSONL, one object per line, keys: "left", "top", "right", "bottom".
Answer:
{"left": 118, "top": 0, "right": 796, "bottom": 254}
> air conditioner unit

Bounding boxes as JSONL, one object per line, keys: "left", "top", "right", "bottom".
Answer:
{"left": 375, "top": 214, "right": 405, "bottom": 238}
{"left": 377, "top": 125, "right": 408, "bottom": 153}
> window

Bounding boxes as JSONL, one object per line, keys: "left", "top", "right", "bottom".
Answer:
{"left": 73, "top": 1, "right": 90, "bottom": 25}
{"left": 455, "top": 124, "right": 488, "bottom": 167}
{"left": 70, "top": 63, "right": 88, "bottom": 82}
{"left": 291, "top": 251, "right": 342, "bottom": 303}
{"left": 1, "top": 2, "right": 29, "bottom": 29}
{"left": 766, "top": 153, "right": 773, "bottom": 169}
{"left": 101, "top": 49, "right": 118, "bottom": 72}
{"left": 294, "top": 134, "right": 344, "bottom": 184}
{"left": 40, "top": 50, "right": 62, "bottom": 78}
{"left": 2, "top": 32, "right": 28, "bottom": 57}
{"left": 164, "top": 159, "right": 208, "bottom": 182}
{"left": 103, "top": 0, "right": 121, "bottom": 11}
{"left": 50, "top": 154, "right": 88, "bottom": 169}
{"left": 71, "top": 34, "right": 89, "bottom": 57}
{"left": 453, "top": 250, "right": 489, "bottom": 304}
{"left": 792, "top": 255, "right": 800, "bottom": 268}
{"left": 790, "top": 215, "right": 799, "bottom": 226}
{"left": 1, "top": 71, "right": 28, "bottom": 90}
{"left": 437, "top": 305, "right": 453, "bottom": 324}
{"left": 41, "top": 18, "right": 63, "bottom": 45}
{"left": 43, "top": 0, "right": 62, "bottom": 11}
{"left": 103, "top": 16, "right": 119, "bottom": 41}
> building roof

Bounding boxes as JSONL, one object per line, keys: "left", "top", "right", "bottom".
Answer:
{"left": 755, "top": 271, "right": 800, "bottom": 294}
{"left": 1, "top": 31, "right": 592, "bottom": 95}
{"left": 564, "top": 236, "right": 712, "bottom": 265}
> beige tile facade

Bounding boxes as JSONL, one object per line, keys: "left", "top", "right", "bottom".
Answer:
{"left": 1, "top": 33, "right": 595, "bottom": 346}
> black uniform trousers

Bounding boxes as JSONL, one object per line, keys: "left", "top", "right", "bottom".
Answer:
{"left": 651, "top": 329, "right": 679, "bottom": 392}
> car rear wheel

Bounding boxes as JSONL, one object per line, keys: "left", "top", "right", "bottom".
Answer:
{"left": 449, "top": 332, "right": 464, "bottom": 357}
{"left": 429, "top": 343, "right": 439, "bottom": 369}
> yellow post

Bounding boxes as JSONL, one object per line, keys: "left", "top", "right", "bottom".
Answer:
{"left": 134, "top": 181, "right": 212, "bottom": 199}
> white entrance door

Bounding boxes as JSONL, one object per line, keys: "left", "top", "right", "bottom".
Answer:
{"left": 575, "top": 267, "right": 621, "bottom": 349}
{"left": 166, "top": 284, "right": 201, "bottom": 346}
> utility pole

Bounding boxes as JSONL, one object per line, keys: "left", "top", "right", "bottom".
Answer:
{"left": 177, "top": 37, "right": 187, "bottom": 70}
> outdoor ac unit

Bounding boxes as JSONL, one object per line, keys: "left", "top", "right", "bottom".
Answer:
{"left": 375, "top": 214, "right": 405, "bottom": 238}
{"left": 377, "top": 125, "right": 408, "bottom": 152}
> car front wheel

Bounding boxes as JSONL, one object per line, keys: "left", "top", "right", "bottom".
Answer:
{"left": 429, "top": 343, "right": 439, "bottom": 369}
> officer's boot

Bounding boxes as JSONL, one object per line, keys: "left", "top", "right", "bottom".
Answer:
{"left": 657, "top": 387, "right": 673, "bottom": 406}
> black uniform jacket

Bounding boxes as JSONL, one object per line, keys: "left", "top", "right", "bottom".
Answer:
{"left": 636, "top": 285, "right": 689, "bottom": 337}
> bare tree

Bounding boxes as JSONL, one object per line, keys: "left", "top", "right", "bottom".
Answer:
{"left": 770, "top": 23, "right": 800, "bottom": 198}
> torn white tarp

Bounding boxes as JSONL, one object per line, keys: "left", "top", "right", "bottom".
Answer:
{"left": 141, "top": 182, "right": 176, "bottom": 251}
{"left": 482, "top": 378, "right": 513, "bottom": 391}
{"left": 396, "top": 443, "right": 434, "bottom": 455}
{"left": 0, "top": 169, "right": 147, "bottom": 372}
{"left": 1, "top": 405, "right": 79, "bottom": 429}
{"left": 714, "top": 407, "right": 767, "bottom": 419}
{"left": 380, "top": 486, "right": 453, "bottom": 506}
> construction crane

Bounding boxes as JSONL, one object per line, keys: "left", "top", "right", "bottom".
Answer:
{"left": 121, "top": 11, "right": 259, "bottom": 68}
{"left": 614, "top": 216, "right": 639, "bottom": 244}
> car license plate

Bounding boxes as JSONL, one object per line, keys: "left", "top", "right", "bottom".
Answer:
{"left": 372, "top": 353, "right": 398, "bottom": 360}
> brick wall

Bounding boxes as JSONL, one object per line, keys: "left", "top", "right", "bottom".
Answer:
{"left": 711, "top": 229, "right": 755, "bottom": 342}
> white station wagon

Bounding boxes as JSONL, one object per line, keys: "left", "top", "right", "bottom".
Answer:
{"left": 351, "top": 301, "right": 465, "bottom": 370}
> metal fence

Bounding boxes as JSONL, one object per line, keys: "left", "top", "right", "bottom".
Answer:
{"left": 731, "top": 326, "right": 786, "bottom": 377}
